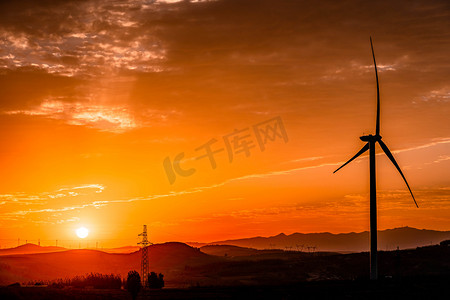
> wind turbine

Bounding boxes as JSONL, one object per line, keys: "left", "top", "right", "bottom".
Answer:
{"left": 333, "top": 37, "right": 418, "bottom": 280}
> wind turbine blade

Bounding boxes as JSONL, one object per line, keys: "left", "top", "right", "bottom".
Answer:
{"left": 333, "top": 143, "right": 369, "bottom": 174}
{"left": 378, "top": 140, "right": 419, "bottom": 208}
{"left": 370, "top": 37, "right": 380, "bottom": 136}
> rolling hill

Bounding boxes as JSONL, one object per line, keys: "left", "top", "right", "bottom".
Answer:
{"left": 0, "top": 244, "right": 66, "bottom": 256}
{"left": 0, "top": 242, "right": 219, "bottom": 286}
{"left": 1, "top": 241, "right": 449, "bottom": 288}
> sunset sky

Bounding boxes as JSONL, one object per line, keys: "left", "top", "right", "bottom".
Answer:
{"left": 0, "top": 0, "right": 449, "bottom": 248}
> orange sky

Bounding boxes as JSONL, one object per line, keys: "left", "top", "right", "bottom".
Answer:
{"left": 0, "top": 0, "right": 449, "bottom": 248}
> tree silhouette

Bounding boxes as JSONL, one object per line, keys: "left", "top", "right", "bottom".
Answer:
{"left": 147, "top": 271, "right": 164, "bottom": 289}
{"left": 126, "top": 270, "right": 141, "bottom": 300}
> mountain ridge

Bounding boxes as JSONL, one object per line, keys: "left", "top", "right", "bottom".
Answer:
{"left": 206, "top": 227, "right": 450, "bottom": 252}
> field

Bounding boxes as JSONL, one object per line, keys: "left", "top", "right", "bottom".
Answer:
{"left": 1, "top": 275, "right": 448, "bottom": 300}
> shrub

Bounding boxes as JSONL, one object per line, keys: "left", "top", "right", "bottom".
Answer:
{"left": 147, "top": 272, "right": 164, "bottom": 289}
{"left": 126, "top": 270, "right": 141, "bottom": 300}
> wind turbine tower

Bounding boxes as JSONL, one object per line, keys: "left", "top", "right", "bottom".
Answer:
{"left": 333, "top": 37, "right": 418, "bottom": 280}
{"left": 138, "top": 225, "right": 152, "bottom": 287}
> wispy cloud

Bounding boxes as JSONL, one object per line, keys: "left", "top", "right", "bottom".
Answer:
{"left": 4, "top": 99, "right": 137, "bottom": 132}
{"left": 53, "top": 184, "right": 105, "bottom": 193}
{"left": 0, "top": 184, "right": 105, "bottom": 210}
{"left": 345, "top": 188, "right": 450, "bottom": 210}
{"left": 5, "top": 137, "right": 449, "bottom": 217}
{"left": 425, "top": 155, "right": 450, "bottom": 165}
{"left": 286, "top": 156, "right": 325, "bottom": 164}
{"left": 10, "top": 201, "right": 109, "bottom": 216}
{"left": 321, "top": 56, "right": 409, "bottom": 81}
{"left": 418, "top": 87, "right": 450, "bottom": 103}
{"left": 390, "top": 137, "right": 450, "bottom": 155}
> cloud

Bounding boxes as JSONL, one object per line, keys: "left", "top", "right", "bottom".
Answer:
{"left": 0, "top": 193, "right": 47, "bottom": 206}
{"left": 427, "top": 155, "right": 450, "bottom": 164}
{"left": 1, "top": 91, "right": 179, "bottom": 132}
{"left": 418, "top": 87, "right": 450, "bottom": 103}
{"left": 285, "top": 156, "right": 325, "bottom": 164}
{"left": 0, "top": 184, "right": 105, "bottom": 210}
{"left": 345, "top": 188, "right": 450, "bottom": 210}
{"left": 390, "top": 137, "right": 450, "bottom": 155}
{"left": 5, "top": 99, "right": 137, "bottom": 132}
{"left": 11, "top": 201, "right": 108, "bottom": 216}
{"left": 0, "top": 0, "right": 448, "bottom": 135}
{"left": 0, "top": 68, "right": 84, "bottom": 111}
{"left": 5, "top": 135, "right": 447, "bottom": 218}
{"left": 160, "top": 136, "right": 450, "bottom": 197}
{"left": 0, "top": 0, "right": 167, "bottom": 77}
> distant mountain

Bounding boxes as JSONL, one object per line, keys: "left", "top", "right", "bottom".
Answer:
{"left": 0, "top": 242, "right": 219, "bottom": 286}
{"left": 0, "top": 244, "right": 66, "bottom": 256}
{"left": 208, "top": 227, "right": 450, "bottom": 252}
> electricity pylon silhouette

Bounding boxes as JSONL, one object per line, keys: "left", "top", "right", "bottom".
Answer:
{"left": 334, "top": 37, "right": 418, "bottom": 280}
{"left": 138, "top": 225, "right": 152, "bottom": 287}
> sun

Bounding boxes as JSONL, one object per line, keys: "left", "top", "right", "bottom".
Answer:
{"left": 76, "top": 227, "right": 89, "bottom": 239}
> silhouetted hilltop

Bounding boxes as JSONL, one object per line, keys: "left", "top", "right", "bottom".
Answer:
{"left": 0, "top": 244, "right": 66, "bottom": 256}
{"left": 1, "top": 241, "right": 449, "bottom": 288}
{"left": 208, "top": 227, "right": 450, "bottom": 252}
{"left": 138, "top": 242, "right": 216, "bottom": 272}
{"left": 0, "top": 242, "right": 219, "bottom": 286}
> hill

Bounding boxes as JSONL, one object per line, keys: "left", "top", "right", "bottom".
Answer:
{"left": 0, "top": 242, "right": 219, "bottom": 287}
{"left": 208, "top": 227, "right": 450, "bottom": 252}
{"left": 181, "top": 243, "right": 450, "bottom": 286}
{"left": 1, "top": 242, "right": 449, "bottom": 288}
{"left": 0, "top": 244, "right": 66, "bottom": 256}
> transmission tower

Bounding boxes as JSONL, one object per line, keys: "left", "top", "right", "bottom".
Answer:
{"left": 138, "top": 225, "right": 152, "bottom": 287}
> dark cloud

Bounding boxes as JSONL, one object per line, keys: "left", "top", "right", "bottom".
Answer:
{"left": 1, "top": 0, "right": 448, "bottom": 78}
{"left": 0, "top": 67, "right": 84, "bottom": 110}
{"left": 0, "top": 0, "right": 448, "bottom": 138}
{"left": 0, "top": 0, "right": 89, "bottom": 37}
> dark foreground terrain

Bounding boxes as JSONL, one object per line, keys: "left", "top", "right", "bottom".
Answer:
{"left": 1, "top": 275, "right": 448, "bottom": 300}
{"left": 2, "top": 242, "right": 449, "bottom": 287}
{"left": 1, "top": 242, "right": 448, "bottom": 299}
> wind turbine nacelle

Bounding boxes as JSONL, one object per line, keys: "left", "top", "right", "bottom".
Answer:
{"left": 360, "top": 134, "right": 381, "bottom": 142}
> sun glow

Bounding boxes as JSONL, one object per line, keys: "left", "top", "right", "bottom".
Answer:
{"left": 76, "top": 227, "right": 89, "bottom": 239}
